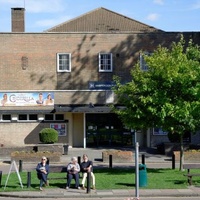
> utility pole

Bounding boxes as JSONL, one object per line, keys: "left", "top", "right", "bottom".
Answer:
{"left": 135, "top": 131, "right": 139, "bottom": 200}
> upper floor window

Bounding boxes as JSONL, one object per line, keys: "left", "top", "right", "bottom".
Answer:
{"left": 140, "top": 52, "right": 151, "bottom": 71}
{"left": 57, "top": 53, "right": 71, "bottom": 72}
{"left": 99, "top": 53, "right": 113, "bottom": 72}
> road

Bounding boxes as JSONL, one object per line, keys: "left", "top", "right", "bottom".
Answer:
{"left": 0, "top": 197, "right": 200, "bottom": 200}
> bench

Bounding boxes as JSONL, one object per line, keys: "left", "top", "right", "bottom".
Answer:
{"left": 183, "top": 163, "right": 200, "bottom": 185}
{"left": 47, "top": 166, "right": 83, "bottom": 180}
{"left": 47, "top": 166, "right": 68, "bottom": 180}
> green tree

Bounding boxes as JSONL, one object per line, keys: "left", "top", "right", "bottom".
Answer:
{"left": 113, "top": 36, "right": 200, "bottom": 170}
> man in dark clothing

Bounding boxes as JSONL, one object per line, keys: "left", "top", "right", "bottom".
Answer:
{"left": 80, "top": 154, "right": 96, "bottom": 190}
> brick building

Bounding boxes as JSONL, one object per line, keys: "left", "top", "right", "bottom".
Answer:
{"left": 0, "top": 7, "right": 200, "bottom": 148}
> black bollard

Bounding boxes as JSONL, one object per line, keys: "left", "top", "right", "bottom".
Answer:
{"left": 172, "top": 154, "right": 175, "bottom": 169}
{"left": 78, "top": 156, "right": 81, "bottom": 166}
{"left": 142, "top": 154, "right": 145, "bottom": 165}
{"left": 27, "top": 172, "right": 31, "bottom": 188}
{"left": 19, "top": 160, "right": 23, "bottom": 172}
{"left": 0, "top": 171, "right": 2, "bottom": 187}
{"left": 46, "top": 158, "right": 49, "bottom": 165}
{"left": 109, "top": 155, "right": 113, "bottom": 168}
{"left": 77, "top": 156, "right": 81, "bottom": 178}
{"left": 86, "top": 171, "right": 91, "bottom": 193}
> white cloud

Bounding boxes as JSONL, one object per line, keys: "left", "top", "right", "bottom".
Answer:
{"left": 147, "top": 13, "right": 159, "bottom": 21}
{"left": 153, "top": 0, "right": 164, "bottom": 5}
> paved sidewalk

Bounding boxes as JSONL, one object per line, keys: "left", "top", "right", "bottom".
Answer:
{"left": 0, "top": 147, "right": 200, "bottom": 198}
{"left": 0, "top": 187, "right": 200, "bottom": 198}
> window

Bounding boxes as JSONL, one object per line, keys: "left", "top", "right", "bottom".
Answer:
{"left": 29, "top": 114, "right": 38, "bottom": 121}
{"left": 2, "top": 114, "right": 11, "bottom": 121}
{"left": 57, "top": 53, "right": 71, "bottom": 72}
{"left": 45, "top": 114, "right": 54, "bottom": 121}
{"left": 44, "top": 114, "right": 65, "bottom": 121}
{"left": 18, "top": 114, "right": 27, "bottom": 121}
{"left": 140, "top": 52, "right": 151, "bottom": 71}
{"left": 99, "top": 53, "right": 113, "bottom": 72}
{"left": 55, "top": 114, "right": 64, "bottom": 121}
{"left": 153, "top": 127, "right": 168, "bottom": 135}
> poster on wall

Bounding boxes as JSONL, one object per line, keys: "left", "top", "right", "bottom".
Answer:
{"left": 153, "top": 128, "right": 168, "bottom": 135}
{"left": 50, "top": 124, "right": 66, "bottom": 136}
{"left": 0, "top": 92, "right": 54, "bottom": 107}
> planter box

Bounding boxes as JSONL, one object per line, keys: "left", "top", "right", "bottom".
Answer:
{"left": 102, "top": 150, "right": 133, "bottom": 163}
{"left": 174, "top": 150, "right": 200, "bottom": 162}
{"left": 11, "top": 151, "right": 62, "bottom": 163}
{"left": 0, "top": 143, "right": 67, "bottom": 157}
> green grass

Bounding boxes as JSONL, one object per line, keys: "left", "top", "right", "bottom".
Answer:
{"left": 1, "top": 168, "right": 200, "bottom": 192}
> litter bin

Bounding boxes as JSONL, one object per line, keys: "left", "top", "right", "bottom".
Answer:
{"left": 139, "top": 164, "right": 147, "bottom": 187}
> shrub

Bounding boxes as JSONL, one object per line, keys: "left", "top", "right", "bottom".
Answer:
{"left": 39, "top": 128, "right": 58, "bottom": 144}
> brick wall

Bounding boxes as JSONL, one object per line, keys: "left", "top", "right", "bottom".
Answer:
{"left": 0, "top": 122, "right": 68, "bottom": 147}
{"left": 11, "top": 8, "right": 25, "bottom": 32}
{"left": 0, "top": 32, "right": 199, "bottom": 92}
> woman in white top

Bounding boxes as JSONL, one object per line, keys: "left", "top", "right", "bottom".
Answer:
{"left": 66, "top": 157, "right": 80, "bottom": 189}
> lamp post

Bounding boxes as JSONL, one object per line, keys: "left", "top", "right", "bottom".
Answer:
{"left": 134, "top": 130, "right": 139, "bottom": 200}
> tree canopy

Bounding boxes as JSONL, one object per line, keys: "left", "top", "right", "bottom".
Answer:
{"left": 113, "top": 36, "right": 200, "bottom": 135}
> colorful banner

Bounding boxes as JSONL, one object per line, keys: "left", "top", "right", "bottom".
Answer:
{"left": 0, "top": 92, "right": 54, "bottom": 107}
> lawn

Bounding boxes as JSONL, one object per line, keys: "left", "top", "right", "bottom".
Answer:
{"left": 1, "top": 167, "right": 200, "bottom": 192}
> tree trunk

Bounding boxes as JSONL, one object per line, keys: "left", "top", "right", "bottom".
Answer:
{"left": 179, "top": 134, "right": 184, "bottom": 171}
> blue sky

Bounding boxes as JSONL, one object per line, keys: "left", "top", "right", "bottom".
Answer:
{"left": 0, "top": 0, "right": 199, "bottom": 32}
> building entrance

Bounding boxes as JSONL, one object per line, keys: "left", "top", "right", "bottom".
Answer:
{"left": 86, "top": 113, "right": 133, "bottom": 147}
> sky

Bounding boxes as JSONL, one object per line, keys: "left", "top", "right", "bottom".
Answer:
{"left": 0, "top": 0, "right": 199, "bottom": 32}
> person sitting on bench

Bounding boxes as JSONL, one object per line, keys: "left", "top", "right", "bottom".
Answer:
{"left": 36, "top": 156, "right": 49, "bottom": 191}
{"left": 66, "top": 157, "right": 80, "bottom": 189}
{"left": 80, "top": 154, "right": 96, "bottom": 190}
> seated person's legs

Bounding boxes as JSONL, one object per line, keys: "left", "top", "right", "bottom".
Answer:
{"left": 66, "top": 173, "right": 73, "bottom": 188}
{"left": 81, "top": 172, "right": 87, "bottom": 188}
{"left": 38, "top": 173, "right": 48, "bottom": 188}
{"left": 91, "top": 172, "right": 96, "bottom": 189}
{"left": 81, "top": 172, "right": 96, "bottom": 190}
{"left": 74, "top": 173, "right": 80, "bottom": 189}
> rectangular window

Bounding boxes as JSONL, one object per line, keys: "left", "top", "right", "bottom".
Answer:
{"left": 57, "top": 53, "right": 71, "bottom": 72}
{"left": 99, "top": 53, "right": 113, "bottom": 72}
{"left": 140, "top": 52, "right": 151, "bottom": 71}
{"left": 153, "top": 128, "right": 168, "bottom": 135}
{"left": 2, "top": 114, "right": 11, "bottom": 121}
{"left": 29, "top": 114, "right": 38, "bottom": 121}
{"left": 18, "top": 114, "right": 27, "bottom": 121}
{"left": 55, "top": 114, "right": 64, "bottom": 121}
{"left": 45, "top": 114, "right": 54, "bottom": 121}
